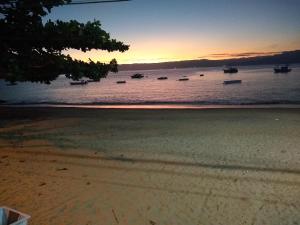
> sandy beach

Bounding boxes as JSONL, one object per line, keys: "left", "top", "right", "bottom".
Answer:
{"left": 0, "top": 107, "right": 300, "bottom": 225}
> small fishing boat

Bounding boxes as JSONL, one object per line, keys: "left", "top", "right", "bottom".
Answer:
{"left": 70, "top": 80, "right": 88, "bottom": 85}
{"left": 131, "top": 73, "right": 144, "bottom": 79}
{"left": 223, "top": 67, "right": 238, "bottom": 73}
{"left": 157, "top": 77, "right": 168, "bottom": 80}
{"left": 178, "top": 78, "right": 189, "bottom": 81}
{"left": 86, "top": 79, "right": 99, "bottom": 83}
{"left": 6, "top": 82, "right": 17, "bottom": 86}
{"left": 274, "top": 65, "right": 292, "bottom": 73}
{"left": 223, "top": 80, "right": 242, "bottom": 85}
{"left": 116, "top": 81, "right": 126, "bottom": 84}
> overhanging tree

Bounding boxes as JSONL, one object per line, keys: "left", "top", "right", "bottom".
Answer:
{"left": 0, "top": 0, "right": 129, "bottom": 84}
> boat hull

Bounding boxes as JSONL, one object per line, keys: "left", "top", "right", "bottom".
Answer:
{"left": 178, "top": 78, "right": 189, "bottom": 81}
{"left": 157, "top": 77, "right": 168, "bottom": 80}
{"left": 70, "top": 81, "right": 88, "bottom": 85}
{"left": 224, "top": 68, "right": 238, "bottom": 73}
{"left": 131, "top": 73, "right": 144, "bottom": 79}
{"left": 223, "top": 80, "right": 242, "bottom": 85}
{"left": 274, "top": 68, "right": 292, "bottom": 73}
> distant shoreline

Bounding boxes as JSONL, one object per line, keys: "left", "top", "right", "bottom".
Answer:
{"left": 119, "top": 50, "right": 300, "bottom": 71}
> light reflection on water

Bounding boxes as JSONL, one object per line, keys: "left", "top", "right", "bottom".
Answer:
{"left": 1, "top": 65, "right": 300, "bottom": 105}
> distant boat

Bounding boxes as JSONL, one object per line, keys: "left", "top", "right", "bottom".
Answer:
{"left": 157, "top": 77, "right": 168, "bottom": 80}
{"left": 116, "top": 81, "right": 126, "bottom": 84}
{"left": 223, "top": 80, "right": 242, "bottom": 85}
{"left": 6, "top": 82, "right": 17, "bottom": 86}
{"left": 274, "top": 65, "right": 292, "bottom": 73}
{"left": 131, "top": 73, "right": 144, "bottom": 79}
{"left": 70, "top": 80, "right": 88, "bottom": 85}
{"left": 86, "top": 79, "right": 99, "bottom": 83}
{"left": 178, "top": 78, "right": 189, "bottom": 81}
{"left": 200, "top": 74, "right": 204, "bottom": 76}
{"left": 224, "top": 67, "right": 238, "bottom": 73}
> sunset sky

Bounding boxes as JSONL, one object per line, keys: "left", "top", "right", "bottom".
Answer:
{"left": 46, "top": 0, "right": 300, "bottom": 64}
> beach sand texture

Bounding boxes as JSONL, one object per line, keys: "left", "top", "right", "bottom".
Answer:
{"left": 0, "top": 107, "right": 300, "bottom": 225}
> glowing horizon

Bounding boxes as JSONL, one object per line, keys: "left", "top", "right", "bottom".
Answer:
{"left": 48, "top": 0, "right": 300, "bottom": 64}
{"left": 65, "top": 46, "right": 300, "bottom": 64}
{"left": 65, "top": 33, "right": 300, "bottom": 64}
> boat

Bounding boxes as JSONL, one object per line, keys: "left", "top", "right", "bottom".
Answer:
{"left": 131, "top": 73, "right": 144, "bottom": 79}
{"left": 157, "top": 77, "right": 168, "bottom": 80}
{"left": 274, "top": 65, "right": 292, "bottom": 73}
{"left": 223, "top": 80, "right": 242, "bottom": 85}
{"left": 200, "top": 74, "right": 204, "bottom": 76}
{"left": 178, "top": 78, "right": 189, "bottom": 81}
{"left": 6, "top": 82, "right": 17, "bottom": 86}
{"left": 70, "top": 80, "right": 88, "bottom": 85}
{"left": 86, "top": 79, "right": 99, "bottom": 83}
{"left": 223, "top": 67, "right": 238, "bottom": 73}
{"left": 116, "top": 81, "right": 126, "bottom": 84}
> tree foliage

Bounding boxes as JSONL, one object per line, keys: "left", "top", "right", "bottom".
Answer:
{"left": 0, "top": 0, "right": 129, "bottom": 84}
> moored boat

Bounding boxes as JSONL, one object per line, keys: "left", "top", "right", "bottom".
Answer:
{"left": 223, "top": 80, "right": 242, "bottom": 85}
{"left": 131, "top": 73, "right": 144, "bottom": 79}
{"left": 116, "top": 81, "right": 126, "bottom": 84}
{"left": 274, "top": 65, "right": 292, "bottom": 73}
{"left": 223, "top": 67, "right": 238, "bottom": 73}
{"left": 157, "top": 77, "right": 168, "bottom": 80}
{"left": 70, "top": 80, "right": 88, "bottom": 85}
{"left": 86, "top": 79, "right": 99, "bottom": 83}
{"left": 178, "top": 78, "right": 189, "bottom": 81}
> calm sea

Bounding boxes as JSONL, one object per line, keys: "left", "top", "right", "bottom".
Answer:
{"left": 1, "top": 64, "right": 300, "bottom": 106}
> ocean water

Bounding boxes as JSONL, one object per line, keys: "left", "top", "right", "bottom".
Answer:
{"left": 1, "top": 64, "right": 300, "bottom": 105}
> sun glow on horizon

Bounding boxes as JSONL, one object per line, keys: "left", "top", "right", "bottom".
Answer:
{"left": 65, "top": 47, "right": 300, "bottom": 65}
{"left": 64, "top": 32, "right": 300, "bottom": 65}
{"left": 64, "top": 34, "right": 300, "bottom": 64}
{"left": 47, "top": 0, "right": 300, "bottom": 65}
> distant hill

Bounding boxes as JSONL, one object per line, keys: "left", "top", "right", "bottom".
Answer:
{"left": 119, "top": 50, "right": 300, "bottom": 71}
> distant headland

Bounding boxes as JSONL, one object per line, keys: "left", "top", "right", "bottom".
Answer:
{"left": 119, "top": 50, "right": 300, "bottom": 71}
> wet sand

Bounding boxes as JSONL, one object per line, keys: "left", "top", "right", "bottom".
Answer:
{"left": 0, "top": 107, "right": 300, "bottom": 225}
